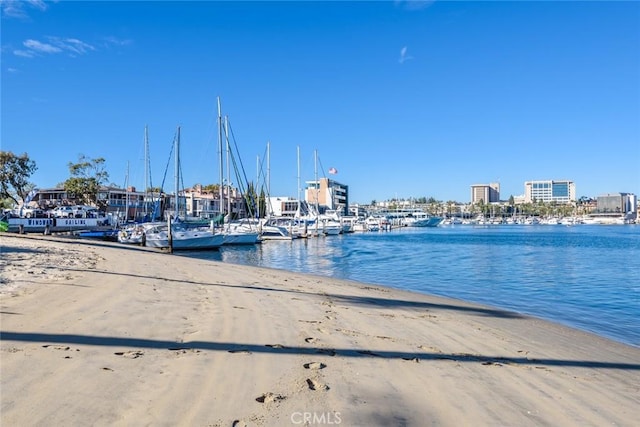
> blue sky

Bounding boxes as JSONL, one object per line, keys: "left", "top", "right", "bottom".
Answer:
{"left": 2, "top": 0, "right": 639, "bottom": 204}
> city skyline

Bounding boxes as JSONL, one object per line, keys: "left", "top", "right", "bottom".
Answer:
{"left": 2, "top": 1, "right": 639, "bottom": 204}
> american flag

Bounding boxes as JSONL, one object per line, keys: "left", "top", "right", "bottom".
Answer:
{"left": 328, "top": 167, "right": 338, "bottom": 175}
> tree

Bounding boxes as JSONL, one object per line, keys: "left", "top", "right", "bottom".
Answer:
{"left": 258, "top": 187, "right": 267, "bottom": 218}
{"left": 64, "top": 155, "right": 109, "bottom": 207}
{"left": 0, "top": 151, "right": 37, "bottom": 206}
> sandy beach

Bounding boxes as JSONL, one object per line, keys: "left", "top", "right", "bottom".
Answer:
{"left": 1, "top": 233, "right": 638, "bottom": 426}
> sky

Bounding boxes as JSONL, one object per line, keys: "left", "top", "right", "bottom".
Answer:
{"left": 2, "top": 0, "right": 639, "bottom": 204}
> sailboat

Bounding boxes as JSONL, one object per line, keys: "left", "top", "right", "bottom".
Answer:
{"left": 144, "top": 126, "right": 225, "bottom": 250}
{"left": 118, "top": 126, "right": 163, "bottom": 245}
{"left": 216, "top": 98, "right": 260, "bottom": 245}
{"left": 256, "top": 141, "right": 296, "bottom": 241}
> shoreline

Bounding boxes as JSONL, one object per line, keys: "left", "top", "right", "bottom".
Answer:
{"left": 1, "top": 234, "right": 639, "bottom": 426}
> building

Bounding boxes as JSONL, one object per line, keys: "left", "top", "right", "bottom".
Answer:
{"left": 25, "top": 186, "right": 153, "bottom": 220}
{"left": 596, "top": 193, "right": 637, "bottom": 218}
{"left": 305, "top": 177, "right": 349, "bottom": 216}
{"left": 524, "top": 180, "right": 575, "bottom": 204}
{"left": 470, "top": 183, "right": 500, "bottom": 204}
{"left": 267, "top": 197, "right": 303, "bottom": 217}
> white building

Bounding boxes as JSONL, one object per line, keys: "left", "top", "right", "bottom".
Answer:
{"left": 524, "top": 180, "right": 575, "bottom": 204}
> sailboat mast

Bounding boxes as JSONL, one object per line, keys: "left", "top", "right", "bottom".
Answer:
{"left": 314, "top": 149, "right": 319, "bottom": 214}
{"left": 144, "top": 125, "right": 149, "bottom": 216}
{"left": 175, "top": 126, "right": 180, "bottom": 218}
{"left": 266, "top": 140, "right": 271, "bottom": 217}
{"left": 297, "top": 145, "right": 301, "bottom": 217}
{"left": 225, "top": 116, "right": 231, "bottom": 221}
{"left": 125, "top": 161, "right": 130, "bottom": 222}
{"left": 217, "top": 97, "right": 224, "bottom": 217}
{"left": 314, "top": 149, "right": 319, "bottom": 233}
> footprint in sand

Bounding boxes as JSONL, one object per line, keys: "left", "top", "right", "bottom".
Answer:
{"left": 306, "top": 378, "right": 329, "bottom": 391}
{"left": 255, "top": 392, "right": 286, "bottom": 403}
{"left": 168, "top": 348, "right": 201, "bottom": 356}
{"left": 303, "top": 362, "right": 326, "bottom": 370}
{"left": 232, "top": 420, "right": 248, "bottom": 427}
{"left": 42, "top": 345, "right": 78, "bottom": 351}
{"left": 304, "top": 337, "right": 317, "bottom": 344}
{"left": 114, "top": 350, "right": 144, "bottom": 359}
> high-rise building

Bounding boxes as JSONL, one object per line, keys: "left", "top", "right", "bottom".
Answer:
{"left": 524, "top": 180, "right": 575, "bottom": 204}
{"left": 470, "top": 183, "right": 500, "bottom": 204}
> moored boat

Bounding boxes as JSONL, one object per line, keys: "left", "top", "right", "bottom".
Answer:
{"left": 411, "top": 216, "right": 443, "bottom": 227}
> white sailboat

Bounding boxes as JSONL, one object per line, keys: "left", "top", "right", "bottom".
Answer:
{"left": 217, "top": 97, "right": 260, "bottom": 245}
{"left": 118, "top": 126, "right": 164, "bottom": 245}
{"left": 257, "top": 141, "right": 296, "bottom": 241}
{"left": 144, "top": 126, "right": 224, "bottom": 250}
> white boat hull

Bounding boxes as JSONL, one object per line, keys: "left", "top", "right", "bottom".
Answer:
{"left": 145, "top": 225, "right": 224, "bottom": 250}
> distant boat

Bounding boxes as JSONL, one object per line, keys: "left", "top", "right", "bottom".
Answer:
{"left": 411, "top": 216, "right": 443, "bottom": 227}
{"left": 222, "top": 218, "right": 261, "bottom": 245}
{"left": 118, "top": 222, "right": 159, "bottom": 245}
{"left": 77, "top": 229, "right": 119, "bottom": 241}
{"left": 259, "top": 218, "right": 296, "bottom": 241}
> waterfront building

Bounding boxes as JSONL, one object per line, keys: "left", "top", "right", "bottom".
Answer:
{"left": 470, "top": 183, "right": 500, "bottom": 204}
{"left": 267, "top": 196, "right": 306, "bottom": 217}
{"left": 305, "top": 177, "right": 349, "bottom": 216}
{"left": 595, "top": 193, "right": 637, "bottom": 219}
{"left": 26, "top": 186, "right": 153, "bottom": 220}
{"left": 524, "top": 180, "right": 575, "bottom": 204}
{"left": 183, "top": 184, "right": 249, "bottom": 220}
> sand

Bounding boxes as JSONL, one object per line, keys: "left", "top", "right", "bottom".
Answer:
{"left": 1, "top": 233, "right": 639, "bottom": 427}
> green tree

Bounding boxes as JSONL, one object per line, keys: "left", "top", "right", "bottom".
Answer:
{"left": 0, "top": 151, "right": 38, "bottom": 206}
{"left": 244, "top": 181, "right": 258, "bottom": 218}
{"left": 64, "top": 155, "right": 109, "bottom": 207}
{"left": 258, "top": 187, "right": 267, "bottom": 218}
{"left": 446, "top": 200, "right": 457, "bottom": 217}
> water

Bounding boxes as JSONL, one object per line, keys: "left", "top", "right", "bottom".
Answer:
{"left": 180, "top": 225, "right": 640, "bottom": 347}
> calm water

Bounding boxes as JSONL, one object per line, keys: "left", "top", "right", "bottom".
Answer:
{"left": 180, "top": 225, "right": 640, "bottom": 347}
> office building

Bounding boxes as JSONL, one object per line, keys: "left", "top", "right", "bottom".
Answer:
{"left": 524, "top": 180, "right": 575, "bottom": 204}
{"left": 470, "top": 183, "right": 500, "bottom": 204}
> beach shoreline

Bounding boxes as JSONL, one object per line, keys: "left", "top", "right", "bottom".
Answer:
{"left": 1, "top": 233, "right": 639, "bottom": 426}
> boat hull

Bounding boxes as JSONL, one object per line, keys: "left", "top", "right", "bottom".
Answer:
{"left": 411, "top": 217, "right": 443, "bottom": 227}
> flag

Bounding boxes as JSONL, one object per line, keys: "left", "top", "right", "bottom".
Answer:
{"left": 25, "top": 188, "right": 38, "bottom": 204}
{"left": 328, "top": 167, "right": 338, "bottom": 175}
